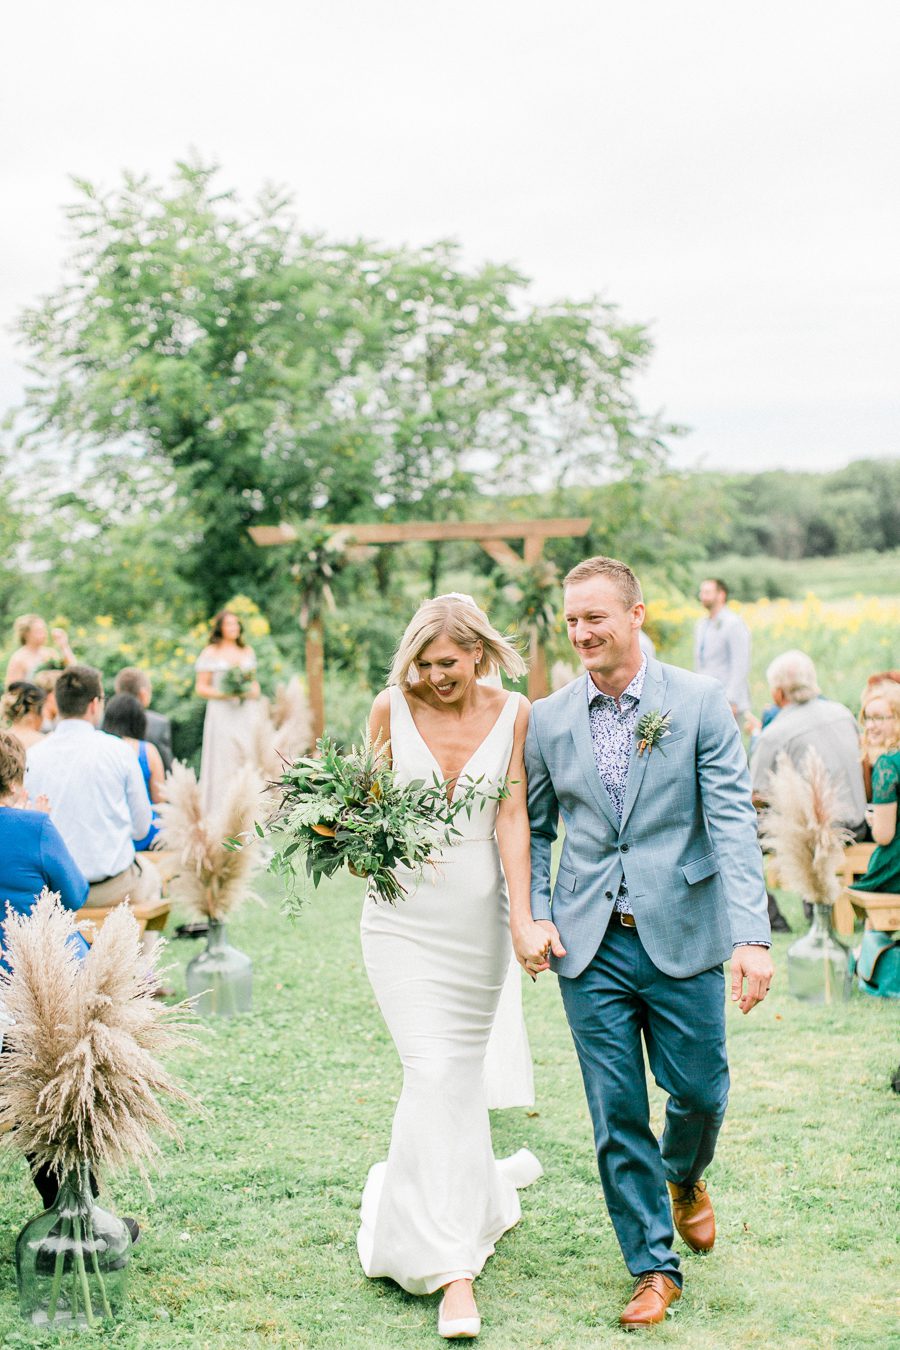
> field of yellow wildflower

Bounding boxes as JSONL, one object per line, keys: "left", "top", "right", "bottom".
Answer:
{"left": 646, "top": 593, "right": 900, "bottom": 714}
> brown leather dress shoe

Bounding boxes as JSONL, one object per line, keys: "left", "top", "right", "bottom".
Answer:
{"left": 668, "top": 1177, "right": 715, "bottom": 1253}
{"left": 620, "top": 1272, "right": 681, "bottom": 1328}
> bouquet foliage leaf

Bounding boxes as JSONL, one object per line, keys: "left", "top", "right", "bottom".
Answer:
{"left": 264, "top": 732, "right": 505, "bottom": 906}
{"left": 220, "top": 666, "right": 255, "bottom": 699}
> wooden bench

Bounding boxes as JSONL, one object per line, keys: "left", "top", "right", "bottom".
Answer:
{"left": 766, "top": 841, "right": 876, "bottom": 937}
{"left": 77, "top": 898, "right": 172, "bottom": 945}
{"left": 845, "top": 888, "right": 900, "bottom": 933}
{"left": 833, "top": 843, "right": 877, "bottom": 936}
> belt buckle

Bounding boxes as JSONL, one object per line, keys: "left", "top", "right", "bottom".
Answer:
{"left": 618, "top": 912, "right": 637, "bottom": 929}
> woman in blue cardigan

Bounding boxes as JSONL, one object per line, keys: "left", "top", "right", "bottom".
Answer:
{"left": 0, "top": 729, "right": 93, "bottom": 1210}
{"left": 0, "top": 730, "right": 89, "bottom": 973}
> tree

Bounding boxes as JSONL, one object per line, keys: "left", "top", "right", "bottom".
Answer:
{"left": 16, "top": 159, "right": 671, "bottom": 611}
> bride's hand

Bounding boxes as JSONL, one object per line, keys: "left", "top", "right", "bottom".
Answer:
{"left": 512, "top": 919, "right": 566, "bottom": 977}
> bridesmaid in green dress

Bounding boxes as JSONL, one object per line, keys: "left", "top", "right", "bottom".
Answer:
{"left": 853, "top": 677, "right": 900, "bottom": 893}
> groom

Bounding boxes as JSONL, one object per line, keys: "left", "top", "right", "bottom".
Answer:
{"left": 513, "top": 555, "right": 772, "bottom": 1329}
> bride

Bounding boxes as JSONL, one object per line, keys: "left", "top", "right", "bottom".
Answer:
{"left": 358, "top": 596, "right": 544, "bottom": 1340}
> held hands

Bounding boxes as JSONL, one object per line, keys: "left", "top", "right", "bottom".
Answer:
{"left": 730, "top": 944, "right": 774, "bottom": 1014}
{"left": 513, "top": 919, "right": 567, "bottom": 979}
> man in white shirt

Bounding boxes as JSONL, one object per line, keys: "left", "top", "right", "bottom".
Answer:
{"left": 26, "top": 665, "right": 161, "bottom": 907}
{"left": 694, "top": 578, "right": 751, "bottom": 717}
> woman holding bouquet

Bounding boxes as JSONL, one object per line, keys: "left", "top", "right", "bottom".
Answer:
{"left": 195, "top": 610, "right": 260, "bottom": 813}
{"left": 357, "top": 596, "right": 544, "bottom": 1340}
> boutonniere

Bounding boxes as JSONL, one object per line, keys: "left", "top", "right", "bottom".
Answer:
{"left": 636, "top": 709, "right": 672, "bottom": 757}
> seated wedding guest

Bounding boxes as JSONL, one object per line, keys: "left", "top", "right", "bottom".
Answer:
{"left": 0, "top": 730, "right": 139, "bottom": 1225}
{"left": 5, "top": 615, "right": 75, "bottom": 688}
{"left": 24, "top": 666, "right": 161, "bottom": 908}
{"left": 0, "top": 730, "right": 88, "bottom": 971}
{"left": 1, "top": 682, "right": 47, "bottom": 750}
{"left": 102, "top": 693, "right": 165, "bottom": 851}
{"left": 34, "top": 667, "right": 62, "bottom": 730}
{"left": 750, "top": 650, "right": 867, "bottom": 836}
{"left": 114, "top": 666, "right": 174, "bottom": 772}
{"left": 852, "top": 676, "right": 900, "bottom": 893}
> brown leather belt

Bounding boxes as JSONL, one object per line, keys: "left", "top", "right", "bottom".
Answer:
{"left": 618, "top": 912, "right": 637, "bottom": 929}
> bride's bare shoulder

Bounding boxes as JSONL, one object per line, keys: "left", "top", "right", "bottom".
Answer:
{"left": 371, "top": 687, "right": 392, "bottom": 712}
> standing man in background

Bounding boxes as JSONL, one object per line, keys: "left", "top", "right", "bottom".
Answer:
{"left": 694, "top": 579, "right": 751, "bottom": 719}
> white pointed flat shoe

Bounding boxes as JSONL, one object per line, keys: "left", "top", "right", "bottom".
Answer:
{"left": 437, "top": 1297, "right": 481, "bottom": 1339}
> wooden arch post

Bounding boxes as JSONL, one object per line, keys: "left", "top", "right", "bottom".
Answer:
{"left": 250, "top": 517, "right": 590, "bottom": 741}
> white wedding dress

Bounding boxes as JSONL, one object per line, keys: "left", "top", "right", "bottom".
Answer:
{"left": 357, "top": 686, "right": 542, "bottom": 1296}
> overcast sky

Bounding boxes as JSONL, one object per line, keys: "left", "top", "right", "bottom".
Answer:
{"left": 3, "top": 1, "right": 898, "bottom": 473}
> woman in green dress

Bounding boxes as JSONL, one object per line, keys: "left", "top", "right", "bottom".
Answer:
{"left": 853, "top": 676, "right": 900, "bottom": 893}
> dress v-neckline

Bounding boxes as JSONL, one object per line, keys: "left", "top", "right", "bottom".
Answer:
{"left": 397, "top": 689, "right": 515, "bottom": 804}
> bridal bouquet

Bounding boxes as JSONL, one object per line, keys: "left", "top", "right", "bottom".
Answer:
{"left": 264, "top": 733, "right": 502, "bottom": 906}
{"left": 220, "top": 666, "right": 255, "bottom": 700}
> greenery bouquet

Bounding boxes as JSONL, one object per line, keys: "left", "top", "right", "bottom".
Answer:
{"left": 220, "top": 666, "right": 255, "bottom": 699}
{"left": 266, "top": 733, "right": 502, "bottom": 906}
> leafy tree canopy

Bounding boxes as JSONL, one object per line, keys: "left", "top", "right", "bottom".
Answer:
{"left": 15, "top": 159, "right": 670, "bottom": 608}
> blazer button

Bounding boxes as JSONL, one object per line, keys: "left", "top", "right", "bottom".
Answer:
{"left": 605, "top": 890, "right": 614, "bottom": 900}
{"left": 620, "top": 843, "right": 630, "bottom": 852}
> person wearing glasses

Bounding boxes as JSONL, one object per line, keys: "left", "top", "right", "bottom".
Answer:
{"left": 852, "top": 675, "right": 900, "bottom": 893}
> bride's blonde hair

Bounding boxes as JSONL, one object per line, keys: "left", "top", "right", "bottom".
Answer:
{"left": 388, "top": 596, "right": 527, "bottom": 687}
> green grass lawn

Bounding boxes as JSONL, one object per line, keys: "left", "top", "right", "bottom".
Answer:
{"left": 0, "top": 876, "right": 896, "bottom": 1350}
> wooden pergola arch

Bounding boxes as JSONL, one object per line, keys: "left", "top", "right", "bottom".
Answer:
{"left": 250, "top": 517, "right": 590, "bottom": 740}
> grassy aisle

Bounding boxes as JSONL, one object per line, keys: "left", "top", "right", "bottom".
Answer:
{"left": 0, "top": 878, "right": 896, "bottom": 1350}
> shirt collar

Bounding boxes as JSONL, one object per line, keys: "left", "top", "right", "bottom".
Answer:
{"left": 52, "top": 718, "right": 97, "bottom": 735}
{"left": 587, "top": 655, "right": 647, "bottom": 708}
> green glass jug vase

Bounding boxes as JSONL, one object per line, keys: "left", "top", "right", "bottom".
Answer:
{"left": 185, "top": 918, "right": 252, "bottom": 1017}
{"left": 16, "top": 1163, "right": 131, "bottom": 1328}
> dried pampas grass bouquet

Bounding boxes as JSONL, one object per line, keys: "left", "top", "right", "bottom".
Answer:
{"left": 0, "top": 890, "right": 197, "bottom": 1186}
{"left": 759, "top": 748, "right": 852, "bottom": 907}
{"left": 156, "top": 762, "right": 265, "bottom": 922}
{"left": 0, "top": 891, "right": 198, "bottom": 1328}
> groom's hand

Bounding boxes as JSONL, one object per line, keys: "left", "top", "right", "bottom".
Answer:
{"left": 513, "top": 919, "right": 567, "bottom": 978}
{"left": 730, "top": 944, "right": 774, "bottom": 1014}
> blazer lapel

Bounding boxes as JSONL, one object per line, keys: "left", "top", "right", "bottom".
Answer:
{"left": 619, "top": 659, "right": 669, "bottom": 831}
{"left": 569, "top": 675, "right": 619, "bottom": 831}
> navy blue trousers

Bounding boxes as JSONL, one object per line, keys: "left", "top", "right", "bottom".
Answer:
{"left": 559, "top": 917, "right": 730, "bottom": 1285}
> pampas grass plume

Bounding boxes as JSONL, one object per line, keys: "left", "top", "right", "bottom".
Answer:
{"left": 156, "top": 762, "right": 265, "bottom": 921}
{"left": 759, "top": 749, "right": 853, "bottom": 906}
{"left": 0, "top": 891, "right": 198, "bottom": 1184}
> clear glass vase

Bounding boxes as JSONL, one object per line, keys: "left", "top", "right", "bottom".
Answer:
{"left": 185, "top": 918, "right": 252, "bottom": 1017}
{"left": 787, "top": 903, "right": 851, "bottom": 1003}
{"left": 16, "top": 1163, "right": 130, "bottom": 1328}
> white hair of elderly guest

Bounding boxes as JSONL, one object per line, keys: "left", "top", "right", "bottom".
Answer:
{"left": 388, "top": 595, "right": 527, "bottom": 688}
{"left": 765, "top": 650, "right": 821, "bottom": 705}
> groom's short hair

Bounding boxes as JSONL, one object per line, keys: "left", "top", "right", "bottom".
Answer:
{"left": 564, "top": 556, "right": 642, "bottom": 609}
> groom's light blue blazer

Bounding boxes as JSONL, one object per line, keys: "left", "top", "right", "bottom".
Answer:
{"left": 525, "top": 658, "right": 770, "bottom": 980}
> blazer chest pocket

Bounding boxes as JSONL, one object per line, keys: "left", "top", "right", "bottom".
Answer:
{"left": 554, "top": 865, "right": 577, "bottom": 892}
{"left": 681, "top": 852, "right": 719, "bottom": 886}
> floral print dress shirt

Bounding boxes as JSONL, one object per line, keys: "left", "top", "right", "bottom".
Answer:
{"left": 587, "top": 656, "right": 647, "bottom": 915}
